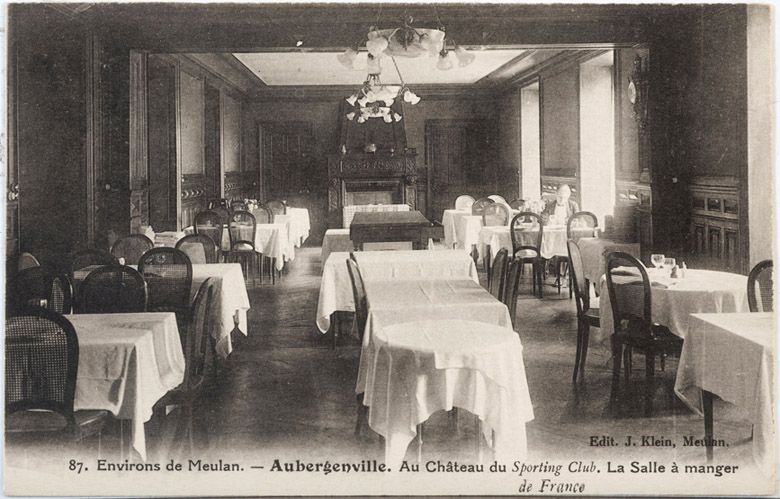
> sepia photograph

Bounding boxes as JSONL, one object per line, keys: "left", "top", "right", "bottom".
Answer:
{"left": 3, "top": 1, "right": 777, "bottom": 496}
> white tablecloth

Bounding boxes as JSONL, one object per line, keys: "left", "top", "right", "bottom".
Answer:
{"left": 364, "top": 319, "right": 533, "bottom": 468}
{"left": 343, "top": 204, "right": 410, "bottom": 228}
{"left": 357, "top": 279, "right": 513, "bottom": 393}
{"left": 478, "top": 225, "right": 594, "bottom": 261}
{"left": 316, "top": 250, "right": 480, "bottom": 333}
{"left": 66, "top": 312, "right": 185, "bottom": 461}
{"left": 442, "top": 209, "right": 483, "bottom": 251}
{"left": 674, "top": 312, "right": 775, "bottom": 476}
{"left": 191, "top": 264, "right": 251, "bottom": 358}
{"left": 220, "top": 223, "right": 294, "bottom": 271}
{"left": 597, "top": 268, "right": 749, "bottom": 342}
{"left": 321, "top": 228, "right": 353, "bottom": 263}
{"left": 576, "top": 238, "right": 641, "bottom": 284}
{"left": 128, "top": 263, "right": 250, "bottom": 357}
{"left": 285, "top": 207, "right": 310, "bottom": 247}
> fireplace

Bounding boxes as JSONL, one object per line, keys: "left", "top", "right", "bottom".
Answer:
{"left": 343, "top": 179, "right": 404, "bottom": 206}
{"left": 326, "top": 102, "right": 418, "bottom": 227}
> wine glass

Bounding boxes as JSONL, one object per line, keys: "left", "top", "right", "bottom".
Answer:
{"left": 664, "top": 257, "right": 676, "bottom": 269}
{"left": 650, "top": 254, "right": 665, "bottom": 268}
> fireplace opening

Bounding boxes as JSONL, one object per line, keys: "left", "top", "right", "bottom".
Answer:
{"left": 343, "top": 179, "right": 403, "bottom": 206}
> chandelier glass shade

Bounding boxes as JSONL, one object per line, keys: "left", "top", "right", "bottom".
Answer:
{"left": 339, "top": 15, "right": 474, "bottom": 123}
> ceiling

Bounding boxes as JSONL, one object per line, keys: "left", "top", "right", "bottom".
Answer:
{"left": 233, "top": 49, "right": 528, "bottom": 86}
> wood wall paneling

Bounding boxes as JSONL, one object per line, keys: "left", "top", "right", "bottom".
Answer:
{"left": 425, "top": 119, "right": 497, "bottom": 221}
{"left": 129, "top": 51, "right": 149, "bottom": 234}
{"left": 221, "top": 92, "right": 241, "bottom": 173}
{"left": 204, "top": 83, "right": 222, "bottom": 199}
{"left": 147, "top": 55, "right": 178, "bottom": 232}
{"left": 541, "top": 66, "right": 580, "bottom": 177}
{"left": 687, "top": 176, "right": 741, "bottom": 271}
{"left": 179, "top": 69, "right": 206, "bottom": 175}
{"left": 11, "top": 5, "right": 88, "bottom": 264}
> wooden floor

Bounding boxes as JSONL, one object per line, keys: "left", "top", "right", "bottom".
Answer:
{"left": 197, "top": 247, "right": 755, "bottom": 468}
{"left": 5, "top": 246, "right": 757, "bottom": 472}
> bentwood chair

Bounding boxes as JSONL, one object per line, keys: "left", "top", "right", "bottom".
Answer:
{"left": 48, "top": 275, "right": 74, "bottom": 315}
{"left": 110, "top": 234, "right": 154, "bottom": 266}
{"left": 560, "top": 211, "right": 600, "bottom": 297}
{"left": 75, "top": 265, "right": 148, "bottom": 314}
{"left": 138, "top": 248, "right": 193, "bottom": 326}
{"left": 482, "top": 203, "right": 510, "bottom": 227}
{"left": 748, "top": 259, "right": 773, "bottom": 312}
{"left": 568, "top": 240, "right": 600, "bottom": 383}
{"left": 265, "top": 200, "right": 287, "bottom": 217}
{"left": 488, "top": 195, "right": 507, "bottom": 204}
{"left": 251, "top": 205, "right": 273, "bottom": 224}
{"left": 346, "top": 258, "right": 369, "bottom": 437}
{"left": 508, "top": 199, "right": 526, "bottom": 211}
{"left": 511, "top": 212, "right": 544, "bottom": 298}
{"left": 17, "top": 252, "right": 41, "bottom": 271}
{"left": 176, "top": 234, "right": 218, "bottom": 264}
{"left": 69, "top": 249, "right": 118, "bottom": 278}
{"left": 227, "top": 210, "right": 260, "bottom": 285}
{"left": 152, "top": 278, "right": 214, "bottom": 459}
{"left": 488, "top": 248, "right": 509, "bottom": 301}
{"left": 210, "top": 206, "right": 231, "bottom": 226}
{"left": 6, "top": 308, "right": 110, "bottom": 451}
{"left": 454, "top": 195, "right": 475, "bottom": 210}
{"left": 605, "top": 252, "right": 683, "bottom": 416}
{"left": 471, "top": 197, "right": 495, "bottom": 216}
{"left": 503, "top": 259, "right": 522, "bottom": 328}
{"left": 194, "top": 210, "right": 225, "bottom": 260}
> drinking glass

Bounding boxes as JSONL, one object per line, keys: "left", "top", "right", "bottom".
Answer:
{"left": 664, "top": 257, "right": 676, "bottom": 269}
{"left": 650, "top": 254, "right": 665, "bottom": 268}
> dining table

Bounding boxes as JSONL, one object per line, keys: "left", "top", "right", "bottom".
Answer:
{"left": 674, "top": 312, "right": 775, "bottom": 477}
{"left": 321, "top": 228, "right": 353, "bottom": 263}
{"left": 316, "top": 249, "right": 480, "bottom": 333}
{"left": 281, "top": 207, "right": 311, "bottom": 247}
{"left": 75, "top": 263, "right": 250, "bottom": 359}
{"left": 350, "top": 211, "right": 432, "bottom": 251}
{"left": 477, "top": 224, "right": 595, "bottom": 263}
{"left": 357, "top": 279, "right": 533, "bottom": 467}
{"left": 442, "top": 209, "right": 484, "bottom": 251}
{"left": 575, "top": 237, "right": 641, "bottom": 284}
{"left": 596, "top": 267, "right": 750, "bottom": 342}
{"left": 65, "top": 312, "right": 185, "bottom": 461}
{"left": 219, "top": 222, "right": 294, "bottom": 271}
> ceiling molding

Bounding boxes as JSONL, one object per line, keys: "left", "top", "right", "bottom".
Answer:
{"left": 248, "top": 84, "right": 497, "bottom": 103}
{"left": 179, "top": 54, "right": 258, "bottom": 97}
{"left": 48, "top": 3, "right": 95, "bottom": 19}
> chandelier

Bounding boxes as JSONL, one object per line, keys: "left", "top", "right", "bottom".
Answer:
{"left": 344, "top": 56, "right": 418, "bottom": 123}
{"left": 339, "top": 15, "right": 475, "bottom": 122}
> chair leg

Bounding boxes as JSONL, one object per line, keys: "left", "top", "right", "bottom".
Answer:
{"left": 416, "top": 423, "right": 424, "bottom": 463}
{"left": 573, "top": 321, "right": 584, "bottom": 383}
{"left": 624, "top": 347, "right": 632, "bottom": 383}
{"left": 610, "top": 339, "right": 622, "bottom": 402}
{"left": 645, "top": 353, "right": 655, "bottom": 416}
{"left": 580, "top": 324, "right": 590, "bottom": 382}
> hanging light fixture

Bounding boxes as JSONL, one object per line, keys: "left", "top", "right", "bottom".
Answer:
{"left": 339, "top": 13, "right": 473, "bottom": 123}
{"left": 336, "top": 14, "right": 475, "bottom": 68}
{"left": 345, "top": 55, "right": 417, "bottom": 123}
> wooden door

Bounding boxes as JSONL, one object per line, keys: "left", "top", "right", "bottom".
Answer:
{"left": 425, "top": 119, "right": 494, "bottom": 222}
{"left": 146, "top": 55, "right": 177, "bottom": 232}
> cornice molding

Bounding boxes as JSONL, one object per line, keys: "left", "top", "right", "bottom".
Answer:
{"left": 248, "top": 84, "right": 498, "bottom": 103}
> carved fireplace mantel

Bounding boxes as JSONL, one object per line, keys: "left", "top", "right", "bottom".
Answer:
{"left": 327, "top": 153, "right": 417, "bottom": 227}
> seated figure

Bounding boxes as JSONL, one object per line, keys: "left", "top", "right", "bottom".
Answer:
{"left": 542, "top": 184, "right": 579, "bottom": 225}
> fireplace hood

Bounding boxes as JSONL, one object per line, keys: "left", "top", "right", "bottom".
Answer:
{"left": 327, "top": 102, "right": 417, "bottom": 228}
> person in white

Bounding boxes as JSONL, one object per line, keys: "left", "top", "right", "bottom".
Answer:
{"left": 542, "top": 184, "right": 579, "bottom": 225}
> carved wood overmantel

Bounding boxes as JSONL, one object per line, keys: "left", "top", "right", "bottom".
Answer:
{"left": 327, "top": 153, "right": 417, "bottom": 227}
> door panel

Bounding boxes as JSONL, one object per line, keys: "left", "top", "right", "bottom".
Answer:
{"left": 425, "top": 119, "right": 495, "bottom": 222}
{"left": 261, "top": 121, "right": 326, "bottom": 243}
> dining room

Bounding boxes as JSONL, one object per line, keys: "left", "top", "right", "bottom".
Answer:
{"left": 4, "top": 3, "right": 776, "bottom": 497}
